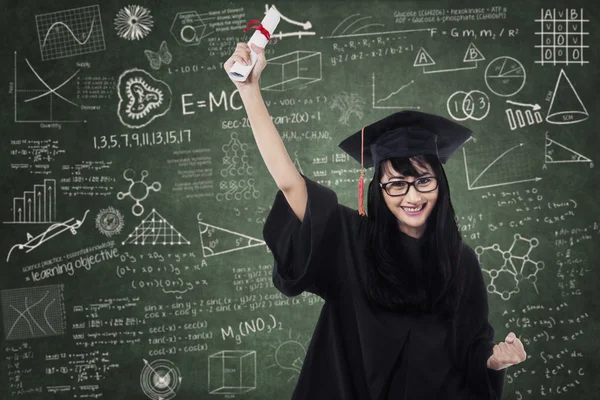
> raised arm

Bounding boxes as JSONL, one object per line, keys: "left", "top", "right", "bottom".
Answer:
{"left": 223, "top": 43, "right": 307, "bottom": 221}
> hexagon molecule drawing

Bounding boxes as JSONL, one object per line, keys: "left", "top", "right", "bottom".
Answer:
{"left": 117, "top": 169, "right": 161, "bottom": 216}
{"left": 475, "top": 234, "right": 545, "bottom": 300}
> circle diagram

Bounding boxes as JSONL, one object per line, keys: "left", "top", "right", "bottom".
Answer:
{"left": 140, "top": 359, "right": 182, "bottom": 400}
{"left": 484, "top": 57, "right": 526, "bottom": 97}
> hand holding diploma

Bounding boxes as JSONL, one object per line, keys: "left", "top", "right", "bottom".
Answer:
{"left": 223, "top": 6, "right": 280, "bottom": 89}
{"left": 223, "top": 42, "right": 267, "bottom": 91}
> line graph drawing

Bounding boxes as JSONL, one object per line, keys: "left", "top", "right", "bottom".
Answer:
{"left": 4, "top": 179, "right": 57, "bottom": 224}
{"left": 462, "top": 138, "right": 542, "bottom": 190}
{"left": 1, "top": 285, "right": 66, "bottom": 340}
{"left": 14, "top": 52, "right": 85, "bottom": 124}
{"left": 41, "top": 18, "right": 96, "bottom": 49}
{"left": 36, "top": 5, "right": 106, "bottom": 61}
{"left": 6, "top": 210, "right": 89, "bottom": 262}
{"left": 372, "top": 73, "right": 420, "bottom": 110}
{"left": 198, "top": 215, "right": 265, "bottom": 258}
{"left": 24, "top": 59, "right": 79, "bottom": 107}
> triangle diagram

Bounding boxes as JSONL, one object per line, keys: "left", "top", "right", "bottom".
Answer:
{"left": 463, "top": 42, "right": 485, "bottom": 62}
{"left": 198, "top": 222, "right": 265, "bottom": 258}
{"left": 544, "top": 132, "right": 592, "bottom": 164}
{"left": 123, "top": 209, "right": 190, "bottom": 245}
{"left": 413, "top": 47, "right": 435, "bottom": 67}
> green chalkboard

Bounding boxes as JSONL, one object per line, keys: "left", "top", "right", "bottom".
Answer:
{"left": 1, "top": 0, "right": 599, "bottom": 399}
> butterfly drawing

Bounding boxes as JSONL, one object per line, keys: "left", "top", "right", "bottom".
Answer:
{"left": 144, "top": 41, "right": 172, "bottom": 70}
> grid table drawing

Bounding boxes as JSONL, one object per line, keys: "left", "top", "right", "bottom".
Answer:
{"left": 1, "top": 284, "right": 65, "bottom": 340}
{"left": 35, "top": 5, "right": 106, "bottom": 61}
{"left": 535, "top": 8, "right": 589, "bottom": 65}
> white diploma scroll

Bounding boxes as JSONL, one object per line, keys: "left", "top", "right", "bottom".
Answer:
{"left": 228, "top": 6, "right": 280, "bottom": 82}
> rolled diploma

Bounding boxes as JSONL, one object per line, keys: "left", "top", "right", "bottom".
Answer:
{"left": 228, "top": 6, "right": 280, "bottom": 82}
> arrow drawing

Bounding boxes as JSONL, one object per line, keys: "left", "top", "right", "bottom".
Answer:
{"left": 6, "top": 210, "right": 89, "bottom": 261}
{"left": 506, "top": 100, "right": 541, "bottom": 110}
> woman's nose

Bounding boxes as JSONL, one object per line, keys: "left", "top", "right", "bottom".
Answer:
{"left": 404, "top": 185, "right": 423, "bottom": 202}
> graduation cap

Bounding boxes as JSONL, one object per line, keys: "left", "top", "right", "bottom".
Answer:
{"left": 338, "top": 110, "right": 472, "bottom": 215}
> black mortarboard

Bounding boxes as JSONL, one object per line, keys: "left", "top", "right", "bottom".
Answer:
{"left": 338, "top": 110, "right": 472, "bottom": 215}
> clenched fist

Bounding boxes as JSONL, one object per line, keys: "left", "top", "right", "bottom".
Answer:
{"left": 223, "top": 42, "right": 267, "bottom": 91}
{"left": 487, "top": 332, "right": 527, "bottom": 370}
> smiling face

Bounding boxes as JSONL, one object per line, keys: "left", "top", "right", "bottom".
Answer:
{"left": 379, "top": 158, "right": 439, "bottom": 238}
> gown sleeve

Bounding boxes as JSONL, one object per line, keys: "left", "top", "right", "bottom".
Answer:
{"left": 459, "top": 244, "right": 507, "bottom": 400}
{"left": 262, "top": 174, "right": 346, "bottom": 299}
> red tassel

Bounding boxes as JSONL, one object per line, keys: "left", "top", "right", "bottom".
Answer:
{"left": 358, "top": 125, "right": 366, "bottom": 216}
{"left": 358, "top": 171, "right": 366, "bottom": 216}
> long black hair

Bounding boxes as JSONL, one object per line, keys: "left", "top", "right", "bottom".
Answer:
{"left": 359, "top": 154, "right": 463, "bottom": 321}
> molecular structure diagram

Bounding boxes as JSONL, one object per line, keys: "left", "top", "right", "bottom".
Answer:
{"left": 117, "top": 169, "right": 161, "bottom": 216}
{"left": 475, "top": 234, "right": 545, "bottom": 300}
{"left": 221, "top": 132, "right": 253, "bottom": 177}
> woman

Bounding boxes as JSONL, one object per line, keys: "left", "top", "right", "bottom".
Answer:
{"left": 224, "top": 42, "right": 526, "bottom": 399}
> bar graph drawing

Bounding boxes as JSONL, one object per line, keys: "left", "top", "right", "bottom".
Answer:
{"left": 4, "top": 179, "right": 57, "bottom": 224}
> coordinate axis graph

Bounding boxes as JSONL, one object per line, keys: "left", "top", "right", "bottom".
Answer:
{"left": 1, "top": 285, "right": 65, "bottom": 340}
{"left": 372, "top": 73, "right": 420, "bottom": 110}
{"left": 13, "top": 52, "right": 85, "bottom": 124}
{"left": 462, "top": 138, "right": 542, "bottom": 190}
{"left": 35, "top": 5, "right": 106, "bottom": 61}
{"left": 41, "top": 18, "right": 97, "bottom": 49}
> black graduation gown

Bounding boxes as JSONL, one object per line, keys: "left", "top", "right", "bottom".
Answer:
{"left": 263, "top": 175, "right": 507, "bottom": 400}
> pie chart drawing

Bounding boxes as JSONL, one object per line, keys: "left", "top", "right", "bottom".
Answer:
{"left": 484, "top": 57, "right": 526, "bottom": 97}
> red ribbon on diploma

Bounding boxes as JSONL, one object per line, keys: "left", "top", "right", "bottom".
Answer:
{"left": 243, "top": 19, "right": 271, "bottom": 40}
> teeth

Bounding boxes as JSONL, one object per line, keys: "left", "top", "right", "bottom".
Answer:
{"left": 402, "top": 204, "right": 424, "bottom": 212}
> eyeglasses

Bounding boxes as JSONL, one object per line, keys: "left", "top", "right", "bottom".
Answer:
{"left": 379, "top": 177, "right": 438, "bottom": 196}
